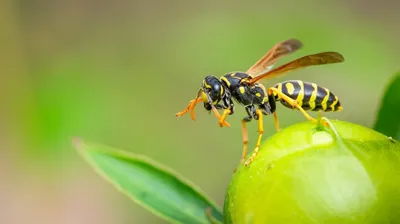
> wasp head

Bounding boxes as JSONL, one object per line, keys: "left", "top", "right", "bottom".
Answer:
{"left": 201, "top": 75, "right": 225, "bottom": 111}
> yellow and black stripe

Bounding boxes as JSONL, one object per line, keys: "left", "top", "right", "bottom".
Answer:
{"left": 273, "top": 80, "right": 342, "bottom": 112}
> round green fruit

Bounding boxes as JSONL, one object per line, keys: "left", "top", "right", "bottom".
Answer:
{"left": 223, "top": 120, "right": 400, "bottom": 224}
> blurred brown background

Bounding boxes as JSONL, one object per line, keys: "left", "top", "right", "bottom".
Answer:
{"left": 1, "top": 0, "right": 399, "bottom": 223}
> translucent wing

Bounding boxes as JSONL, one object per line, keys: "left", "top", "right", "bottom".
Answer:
{"left": 246, "top": 51, "right": 344, "bottom": 85}
{"left": 246, "top": 39, "right": 303, "bottom": 76}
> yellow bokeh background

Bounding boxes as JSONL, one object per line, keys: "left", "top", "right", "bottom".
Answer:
{"left": 1, "top": 0, "right": 399, "bottom": 223}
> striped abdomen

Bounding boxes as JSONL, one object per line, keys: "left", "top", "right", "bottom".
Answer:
{"left": 273, "top": 80, "right": 342, "bottom": 112}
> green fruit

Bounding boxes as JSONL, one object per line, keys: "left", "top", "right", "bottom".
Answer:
{"left": 224, "top": 120, "right": 400, "bottom": 224}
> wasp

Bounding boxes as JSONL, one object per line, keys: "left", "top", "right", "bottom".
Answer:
{"left": 175, "top": 39, "right": 344, "bottom": 166}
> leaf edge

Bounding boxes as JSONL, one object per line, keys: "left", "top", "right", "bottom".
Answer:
{"left": 72, "top": 137, "right": 223, "bottom": 224}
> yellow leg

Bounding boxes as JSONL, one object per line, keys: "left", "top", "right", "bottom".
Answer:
{"left": 175, "top": 98, "right": 203, "bottom": 120}
{"left": 241, "top": 119, "right": 249, "bottom": 164}
{"left": 176, "top": 90, "right": 230, "bottom": 127}
{"left": 219, "top": 109, "right": 231, "bottom": 127}
{"left": 244, "top": 109, "right": 264, "bottom": 166}
{"left": 273, "top": 111, "right": 280, "bottom": 132}
{"left": 210, "top": 105, "right": 230, "bottom": 127}
{"left": 268, "top": 87, "right": 328, "bottom": 126}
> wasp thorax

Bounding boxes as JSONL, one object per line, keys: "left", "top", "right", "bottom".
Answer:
{"left": 202, "top": 75, "right": 225, "bottom": 108}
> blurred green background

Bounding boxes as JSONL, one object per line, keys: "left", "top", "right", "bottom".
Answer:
{"left": 2, "top": 0, "right": 399, "bottom": 223}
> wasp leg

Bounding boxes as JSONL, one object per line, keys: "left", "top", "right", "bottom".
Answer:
{"left": 262, "top": 94, "right": 280, "bottom": 132}
{"left": 175, "top": 97, "right": 203, "bottom": 120}
{"left": 268, "top": 87, "right": 327, "bottom": 126}
{"left": 244, "top": 108, "right": 264, "bottom": 166}
{"left": 240, "top": 106, "right": 254, "bottom": 164}
{"left": 176, "top": 89, "right": 230, "bottom": 127}
{"left": 241, "top": 118, "right": 251, "bottom": 163}
{"left": 219, "top": 109, "right": 230, "bottom": 127}
{"left": 241, "top": 119, "right": 249, "bottom": 164}
{"left": 202, "top": 92, "right": 231, "bottom": 127}
{"left": 269, "top": 95, "right": 280, "bottom": 132}
{"left": 175, "top": 89, "right": 203, "bottom": 120}
{"left": 219, "top": 107, "right": 234, "bottom": 127}
{"left": 273, "top": 112, "right": 280, "bottom": 132}
{"left": 211, "top": 106, "right": 230, "bottom": 127}
{"left": 233, "top": 106, "right": 253, "bottom": 173}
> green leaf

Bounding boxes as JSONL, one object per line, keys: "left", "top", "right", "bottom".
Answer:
{"left": 73, "top": 138, "right": 223, "bottom": 224}
{"left": 374, "top": 72, "right": 400, "bottom": 141}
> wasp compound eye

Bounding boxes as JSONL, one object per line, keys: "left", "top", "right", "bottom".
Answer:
{"left": 212, "top": 83, "right": 221, "bottom": 92}
{"left": 203, "top": 75, "right": 224, "bottom": 104}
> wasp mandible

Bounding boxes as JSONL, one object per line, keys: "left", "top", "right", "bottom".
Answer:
{"left": 175, "top": 39, "right": 344, "bottom": 166}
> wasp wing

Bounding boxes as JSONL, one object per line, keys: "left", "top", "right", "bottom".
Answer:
{"left": 246, "top": 38, "right": 303, "bottom": 76}
{"left": 246, "top": 51, "right": 344, "bottom": 85}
